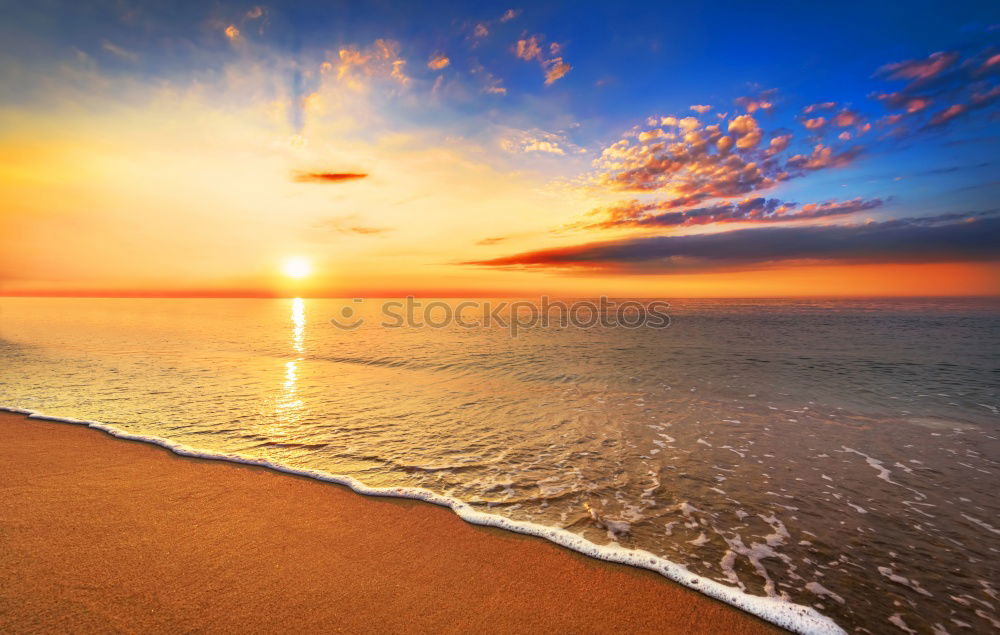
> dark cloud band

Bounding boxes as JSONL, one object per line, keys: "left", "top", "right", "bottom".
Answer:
{"left": 467, "top": 212, "right": 1000, "bottom": 273}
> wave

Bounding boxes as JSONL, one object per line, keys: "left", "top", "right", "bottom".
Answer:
{"left": 1, "top": 405, "right": 844, "bottom": 635}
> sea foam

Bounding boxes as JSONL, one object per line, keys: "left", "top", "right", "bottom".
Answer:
{"left": 1, "top": 405, "right": 845, "bottom": 635}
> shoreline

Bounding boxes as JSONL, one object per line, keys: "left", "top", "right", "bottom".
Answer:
{"left": 1, "top": 410, "right": 787, "bottom": 633}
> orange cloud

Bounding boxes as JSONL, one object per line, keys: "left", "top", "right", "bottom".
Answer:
{"left": 876, "top": 51, "right": 958, "bottom": 82}
{"left": 787, "top": 144, "right": 860, "bottom": 170}
{"left": 904, "top": 97, "right": 931, "bottom": 113}
{"left": 727, "top": 114, "right": 762, "bottom": 149}
{"left": 589, "top": 104, "right": 866, "bottom": 228}
{"left": 544, "top": 58, "right": 571, "bottom": 85}
{"left": 767, "top": 134, "right": 792, "bottom": 155}
{"left": 515, "top": 35, "right": 571, "bottom": 85}
{"left": 595, "top": 116, "right": 784, "bottom": 199}
{"left": 735, "top": 90, "right": 777, "bottom": 113}
{"left": 477, "top": 236, "right": 508, "bottom": 245}
{"left": 427, "top": 55, "right": 450, "bottom": 70}
{"left": 833, "top": 110, "right": 860, "bottom": 127}
{"left": 803, "top": 102, "right": 836, "bottom": 114}
{"left": 927, "top": 104, "right": 966, "bottom": 127}
{"left": 332, "top": 39, "right": 410, "bottom": 88}
{"left": 516, "top": 37, "right": 542, "bottom": 61}
{"left": 499, "top": 9, "right": 521, "bottom": 22}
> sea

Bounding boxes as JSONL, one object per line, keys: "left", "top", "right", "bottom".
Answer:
{"left": 1, "top": 297, "right": 998, "bottom": 634}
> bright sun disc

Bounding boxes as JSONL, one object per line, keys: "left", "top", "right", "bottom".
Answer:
{"left": 281, "top": 257, "right": 312, "bottom": 279}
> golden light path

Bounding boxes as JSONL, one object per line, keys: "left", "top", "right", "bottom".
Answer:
{"left": 274, "top": 297, "right": 307, "bottom": 431}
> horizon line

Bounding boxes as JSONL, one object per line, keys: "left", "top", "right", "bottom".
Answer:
{"left": 3, "top": 293, "right": 999, "bottom": 300}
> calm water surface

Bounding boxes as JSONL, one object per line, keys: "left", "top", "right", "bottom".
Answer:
{"left": 1, "top": 297, "right": 998, "bottom": 634}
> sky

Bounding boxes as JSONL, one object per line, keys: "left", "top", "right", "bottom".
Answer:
{"left": 1, "top": 0, "right": 998, "bottom": 297}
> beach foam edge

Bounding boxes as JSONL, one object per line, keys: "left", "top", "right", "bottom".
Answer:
{"left": 1, "top": 405, "right": 844, "bottom": 635}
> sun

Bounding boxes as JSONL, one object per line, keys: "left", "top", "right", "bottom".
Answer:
{"left": 281, "top": 257, "right": 312, "bottom": 280}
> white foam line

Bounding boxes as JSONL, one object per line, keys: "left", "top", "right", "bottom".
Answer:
{"left": 1, "top": 406, "right": 843, "bottom": 635}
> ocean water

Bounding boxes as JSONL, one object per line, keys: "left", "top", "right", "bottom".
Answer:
{"left": 1, "top": 297, "right": 998, "bottom": 634}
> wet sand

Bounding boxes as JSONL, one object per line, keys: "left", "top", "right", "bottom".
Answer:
{"left": 0, "top": 411, "right": 779, "bottom": 633}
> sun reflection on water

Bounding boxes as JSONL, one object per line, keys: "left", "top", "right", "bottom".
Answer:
{"left": 275, "top": 298, "right": 306, "bottom": 427}
{"left": 291, "top": 297, "right": 305, "bottom": 354}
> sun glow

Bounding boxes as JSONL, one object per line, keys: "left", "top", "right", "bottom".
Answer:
{"left": 281, "top": 257, "right": 312, "bottom": 280}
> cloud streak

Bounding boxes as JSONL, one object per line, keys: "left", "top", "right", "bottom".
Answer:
{"left": 584, "top": 197, "right": 884, "bottom": 229}
{"left": 313, "top": 215, "right": 391, "bottom": 236}
{"left": 100, "top": 40, "right": 138, "bottom": 62}
{"left": 871, "top": 48, "right": 999, "bottom": 132}
{"left": 467, "top": 212, "right": 1000, "bottom": 272}
{"left": 293, "top": 172, "right": 368, "bottom": 183}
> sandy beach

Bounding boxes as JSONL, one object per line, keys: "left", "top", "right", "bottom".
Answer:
{"left": 0, "top": 412, "right": 779, "bottom": 633}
